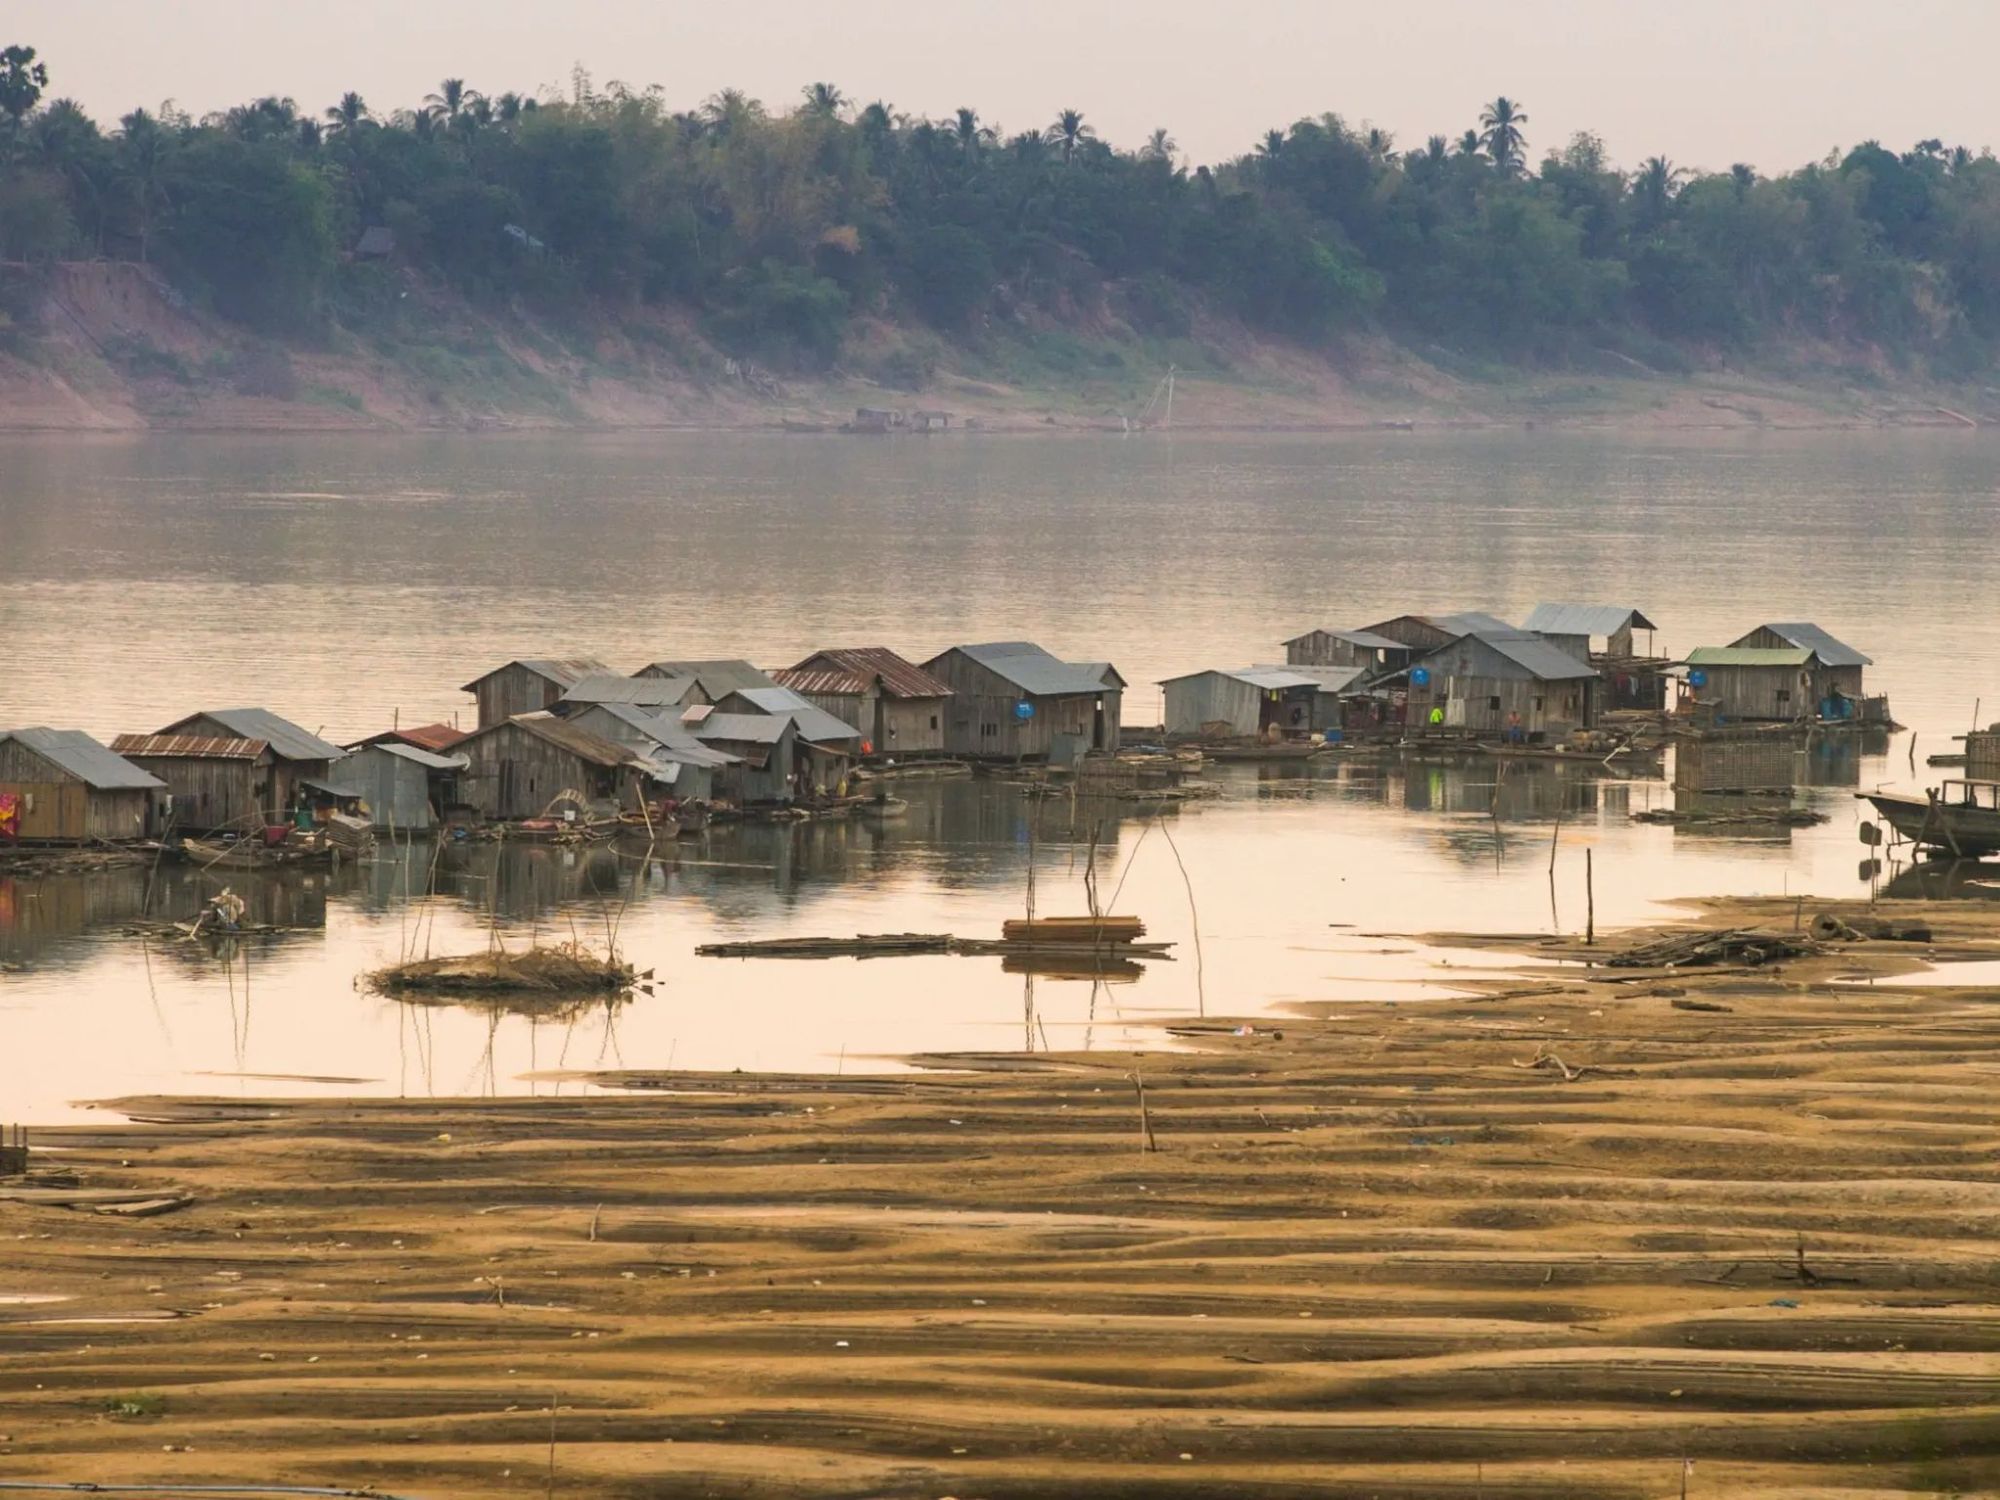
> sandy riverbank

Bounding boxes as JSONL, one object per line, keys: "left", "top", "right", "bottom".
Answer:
{"left": 4, "top": 895, "right": 2000, "bottom": 1496}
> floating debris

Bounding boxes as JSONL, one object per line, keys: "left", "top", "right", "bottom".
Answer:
{"left": 368, "top": 943, "right": 635, "bottom": 996}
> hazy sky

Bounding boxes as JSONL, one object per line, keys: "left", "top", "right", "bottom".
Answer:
{"left": 14, "top": 0, "right": 1994, "bottom": 173}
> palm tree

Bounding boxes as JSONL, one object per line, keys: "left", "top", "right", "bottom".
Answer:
{"left": 1454, "top": 128, "right": 1483, "bottom": 159}
{"left": 117, "top": 107, "right": 168, "bottom": 262}
{"left": 407, "top": 107, "right": 439, "bottom": 143}
{"left": 1422, "top": 135, "right": 1449, "bottom": 167}
{"left": 1009, "top": 128, "right": 1050, "bottom": 166}
{"left": 701, "top": 88, "right": 763, "bottom": 140}
{"left": 1477, "top": 96, "right": 1528, "bottom": 175}
{"left": 1950, "top": 144, "right": 1974, "bottom": 176}
{"left": 325, "top": 92, "right": 369, "bottom": 134}
{"left": 424, "top": 77, "right": 481, "bottom": 123}
{"left": 1729, "top": 162, "right": 1756, "bottom": 195}
{"left": 1046, "top": 107, "right": 1093, "bottom": 165}
{"left": 1255, "top": 128, "right": 1285, "bottom": 165}
{"left": 801, "top": 82, "right": 845, "bottom": 118}
{"left": 494, "top": 91, "right": 526, "bottom": 126}
{"left": 297, "top": 118, "right": 322, "bottom": 149}
{"left": 1140, "top": 127, "right": 1176, "bottom": 164}
{"left": 1632, "top": 155, "right": 1684, "bottom": 223}
{"left": 1364, "top": 126, "right": 1396, "bottom": 168}
{"left": 950, "top": 106, "right": 992, "bottom": 162}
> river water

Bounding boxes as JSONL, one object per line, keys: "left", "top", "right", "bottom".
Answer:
{"left": 1, "top": 429, "right": 1995, "bottom": 1120}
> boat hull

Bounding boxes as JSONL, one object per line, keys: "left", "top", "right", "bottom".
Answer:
{"left": 1860, "top": 792, "right": 2000, "bottom": 857}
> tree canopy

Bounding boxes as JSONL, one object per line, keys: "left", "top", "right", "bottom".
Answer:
{"left": 5, "top": 48, "right": 2000, "bottom": 377}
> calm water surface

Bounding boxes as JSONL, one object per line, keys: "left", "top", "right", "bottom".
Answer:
{"left": 2, "top": 430, "right": 1996, "bottom": 1121}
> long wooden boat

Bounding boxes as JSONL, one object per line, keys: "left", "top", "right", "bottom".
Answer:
{"left": 181, "top": 836, "right": 335, "bottom": 870}
{"left": 1858, "top": 780, "right": 2000, "bottom": 857}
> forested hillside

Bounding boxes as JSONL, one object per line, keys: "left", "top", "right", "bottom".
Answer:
{"left": 5, "top": 41, "right": 2000, "bottom": 428}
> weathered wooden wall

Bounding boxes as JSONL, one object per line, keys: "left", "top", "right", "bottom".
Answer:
{"left": 0, "top": 741, "right": 150, "bottom": 841}
{"left": 1692, "top": 664, "right": 1815, "bottom": 722}
{"left": 470, "top": 667, "right": 572, "bottom": 731}
{"left": 926, "top": 652, "right": 1121, "bottom": 760}
{"left": 120, "top": 755, "right": 266, "bottom": 833}
{"left": 458, "top": 725, "right": 627, "bottom": 821}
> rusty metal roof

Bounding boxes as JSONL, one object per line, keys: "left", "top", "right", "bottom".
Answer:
{"left": 773, "top": 667, "right": 871, "bottom": 696}
{"left": 112, "top": 733, "right": 269, "bottom": 761}
{"left": 159, "top": 708, "right": 345, "bottom": 763}
{"left": 347, "top": 723, "right": 469, "bottom": 754}
{"left": 785, "top": 647, "right": 953, "bottom": 700}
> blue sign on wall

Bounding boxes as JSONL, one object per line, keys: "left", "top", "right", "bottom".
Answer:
{"left": 1014, "top": 701, "right": 1035, "bottom": 721}
{"left": 1688, "top": 668, "right": 1708, "bottom": 689}
{"left": 1410, "top": 667, "right": 1430, "bottom": 687}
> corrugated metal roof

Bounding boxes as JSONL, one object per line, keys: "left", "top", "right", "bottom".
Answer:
{"left": 559, "top": 674, "right": 698, "bottom": 708}
{"left": 1331, "top": 629, "right": 1405, "bottom": 651}
{"left": 641, "top": 660, "right": 777, "bottom": 697}
{"left": 1461, "top": 632, "right": 1603, "bottom": 681}
{"left": 162, "top": 709, "right": 344, "bottom": 764}
{"left": 1254, "top": 664, "right": 1373, "bottom": 694}
{"left": 1158, "top": 667, "right": 1322, "bottom": 691}
{"left": 787, "top": 647, "right": 953, "bottom": 700}
{"left": 692, "top": 712, "right": 790, "bottom": 746}
{"left": 363, "top": 742, "right": 470, "bottom": 771}
{"left": 1746, "top": 623, "right": 1872, "bottom": 668}
{"left": 949, "top": 642, "right": 1114, "bottom": 697}
{"left": 579, "top": 703, "right": 741, "bottom": 767}
{"left": 1075, "top": 661, "right": 1127, "bottom": 689}
{"left": 472, "top": 712, "right": 640, "bottom": 769}
{"left": 0, "top": 728, "right": 165, "bottom": 790}
{"left": 113, "top": 733, "right": 269, "bottom": 761}
{"left": 459, "top": 656, "right": 615, "bottom": 694}
{"left": 724, "top": 687, "right": 864, "bottom": 745}
{"left": 1425, "top": 611, "right": 1521, "bottom": 638}
{"left": 1685, "top": 646, "right": 1817, "bottom": 667}
{"left": 1524, "top": 603, "right": 1658, "bottom": 637}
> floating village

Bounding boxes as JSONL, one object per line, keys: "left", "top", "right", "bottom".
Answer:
{"left": 9, "top": 606, "right": 1982, "bottom": 878}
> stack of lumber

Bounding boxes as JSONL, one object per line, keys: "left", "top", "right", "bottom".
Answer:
{"left": 999, "top": 915, "right": 1145, "bottom": 944}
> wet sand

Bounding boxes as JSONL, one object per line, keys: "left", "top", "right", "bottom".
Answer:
{"left": 5, "top": 895, "right": 2000, "bottom": 1497}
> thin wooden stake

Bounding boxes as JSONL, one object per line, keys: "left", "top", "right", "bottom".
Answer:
{"left": 1585, "top": 847, "right": 1595, "bottom": 946}
{"left": 588, "top": 1203, "right": 602, "bottom": 1242}
{"left": 546, "top": 1392, "right": 558, "bottom": 1500}
{"left": 1130, "top": 1070, "right": 1159, "bottom": 1153}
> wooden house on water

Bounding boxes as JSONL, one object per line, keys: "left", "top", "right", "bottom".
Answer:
{"left": 1524, "top": 604, "right": 1659, "bottom": 663}
{"left": 154, "top": 708, "right": 346, "bottom": 820}
{"left": 0, "top": 729, "right": 166, "bottom": 844}
{"left": 688, "top": 711, "right": 801, "bottom": 805}
{"left": 1721, "top": 624, "right": 1878, "bottom": 719}
{"left": 110, "top": 734, "right": 274, "bottom": 833}
{"left": 564, "top": 702, "right": 741, "bottom": 803}
{"left": 1281, "top": 627, "right": 1411, "bottom": 675}
{"left": 1524, "top": 604, "right": 1669, "bottom": 710}
{"left": 1160, "top": 668, "right": 1322, "bottom": 739}
{"left": 712, "top": 687, "right": 865, "bottom": 797}
{"left": 1404, "top": 632, "right": 1600, "bottom": 738}
{"left": 921, "top": 642, "right": 1124, "bottom": 762}
{"left": 774, "top": 647, "right": 953, "bottom": 758}
{"left": 455, "top": 713, "right": 657, "bottom": 822}
{"left": 462, "top": 658, "right": 615, "bottom": 731}
{"left": 339, "top": 743, "right": 470, "bottom": 832}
